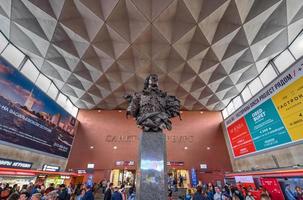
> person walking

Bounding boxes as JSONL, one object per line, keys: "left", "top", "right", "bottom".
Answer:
{"left": 82, "top": 185, "right": 94, "bottom": 200}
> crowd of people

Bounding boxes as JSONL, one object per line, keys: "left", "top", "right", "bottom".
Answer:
{"left": 1, "top": 180, "right": 303, "bottom": 200}
{"left": 179, "top": 183, "right": 271, "bottom": 200}
{"left": 0, "top": 182, "right": 95, "bottom": 200}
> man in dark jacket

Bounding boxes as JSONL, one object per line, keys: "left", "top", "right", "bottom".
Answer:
{"left": 104, "top": 183, "right": 113, "bottom": 200}
{"left": 58, "top": 184, "right": 69, "bottom": 200}
{"left": 111, "top": 187, "right": 122, "bottom": 200}
{"left": 82, "top": 185, "right": 94, "bottom": 200}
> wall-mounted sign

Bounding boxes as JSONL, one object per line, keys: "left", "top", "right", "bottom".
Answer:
{"left": 115, "top": 161, "right": 135, "bottom": 166}
{"left": 200, "top": 164, "right": 207, "bottom": 169}
{"left": 0, "top": 158, "right": 32, "bottom": 169}
{"left": 0, "top": 58, "right": 77, "bottom": 158}
{"left": 105, "top": 135, "right": 194, "bottom": 144}
{"left": 167, "top": 161, "right": 184, "bottom": 167}
{"left": 190, "top": 168, "right": 198, "bottom": 187}
{"left": 60, "top": 176, "right": 70, "bottom": 179}
{"left": 42, "top": 164, "right": 60, "bottom": 172}
{"left": 87, "top": 163, "right": 95, "bottom": 169}
{"left": 225, "top": 59, "right": 303, "bottom": 158}
{"left": 77, "top": 169, "right": 86, "bottom": 174}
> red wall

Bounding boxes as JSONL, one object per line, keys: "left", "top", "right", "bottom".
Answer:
{"left": 67, "top": 110, "right": 232, "bottom": 184}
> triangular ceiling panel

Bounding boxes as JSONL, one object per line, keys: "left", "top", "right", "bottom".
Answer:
{"left": 0, "top": 0, "right": 300, "bottom": 111}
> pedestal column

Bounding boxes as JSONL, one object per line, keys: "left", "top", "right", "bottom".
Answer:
{"left": 136, "top": 131, "right": 167, "bottom": 200}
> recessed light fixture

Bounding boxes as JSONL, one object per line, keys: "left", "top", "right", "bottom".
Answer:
{"left": 206, "top": 147, "right": 211, "bottom": 150}
{"left": 118, "top": 110, "right": 122, "bottom": 113}
{"left": 184, "top": 146, "right": 188, "bottom": 150}
{"left": 180, "top": 111, "right": 183, "bottom": 114}
{"left": 90, "top": 146, "right": 94, "bottom": 149}
{"left": 98, "top": 110, "right": 101, "bottom": 113}
{"left": 113, "top": 146, "right": 117, "bottom": 150}
{"left": 200, "top": 111, "right": 204, "bottom": 114}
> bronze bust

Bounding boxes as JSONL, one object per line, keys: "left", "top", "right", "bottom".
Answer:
{"left": 125, "top": 74, "right": 181, "bottom": 132}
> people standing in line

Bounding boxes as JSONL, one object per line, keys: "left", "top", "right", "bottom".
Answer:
{"left": 103, "top": 183, "right": 113, "bottom": 200}
{"left": 111, "top": 187, "right": 122, "bottom": 200}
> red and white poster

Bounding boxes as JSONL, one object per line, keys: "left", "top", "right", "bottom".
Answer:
{"left": 260, "top": 178, "right": 285, "bottom": 200}
{"left": 227, "top": 117, "right": 256, "bottom": 157}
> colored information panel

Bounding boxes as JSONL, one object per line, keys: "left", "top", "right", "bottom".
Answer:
{"left": 227, "top": 117, "right": 256, "bottom": 156}
{"left": 0, "top": 57, "right": 77, "bottom": 158}
{"left": 272, "top": 77, "right": 303, "bottom": 141}
{"left": 226, "top": 59, "right": 303, "bottom": 158}
{"left": 245, "top": 99, "right": 291, "bottom": 151}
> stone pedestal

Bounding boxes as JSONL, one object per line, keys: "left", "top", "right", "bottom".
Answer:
{"left": 136, "top": 131, "right": 167, "bottom": 200}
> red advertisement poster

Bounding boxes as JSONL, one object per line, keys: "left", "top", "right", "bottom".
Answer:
{"left": 260, "top": 178, "right": 285, "bottom": 200}
{"left": 227, "top": 117, "right": 256, "bottom": 157}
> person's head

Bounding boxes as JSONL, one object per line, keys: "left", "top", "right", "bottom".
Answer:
{"left": 144, "top": 74, "right": 158, "bottom": 89}
{"left": 187, "top": 189, "right": 191, "bottom": 195}
{"left": 49, "top": 183, "right": 55, "bottom": 188}
{"left": 31, "top": 193, "right": 41, "bottom": 200}
{"left": 108, "top": 183, "right": 113, "bottom": 189}
{"left": 196, "top": 186, "right": 202, "bottom": 194}
{"left": 120, "top": 184, "right": 125, "bottom": 189}
{"left": 45, "top": 191, "right": 58, "bottom": 200}
{"left": 260, "top": 194, "right": 271, "bottom": 200}
{"left": 59, "top": 184, "right": 65, "bottom": 190}
{"left": 8, "top": 193, "right": 19, "bottom": 200}
{"left": 113, "top": 187, "right": 119, "bottom": 192}
{"left": 215, "top": 186, "right": 221, "bottom": 193}
{"left": 295, "top": 186, "right": 302, "bottom": 193}
{"left": 19, "top": 192, "right": 30, "bottom": 200}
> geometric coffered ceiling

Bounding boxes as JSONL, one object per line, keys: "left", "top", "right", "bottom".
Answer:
{"left": 0, "top": 0, "right": 303, "bottom": 110}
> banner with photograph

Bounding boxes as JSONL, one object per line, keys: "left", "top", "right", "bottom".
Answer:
{"left": 0, "top": 57, "right": 77, "bottom": 158}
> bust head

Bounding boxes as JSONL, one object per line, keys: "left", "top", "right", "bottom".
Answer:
{"left": 144, "top": 74, "right": 158, "bottom": 89}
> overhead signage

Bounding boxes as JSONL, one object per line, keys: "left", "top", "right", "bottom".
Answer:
{"left": 0, "top": 158, "right": 32, "bottom": 169}
{"left": 200, "top": 164, "right": 207, "bottom": 169}
{"left": 77, "top": 169, "right": 86, "bottom": 174}
{"left": 42, "top": 164, "right": 60, "bottom": 172}
{"left": 167, "top": 161, "right": 184, "bottom": 167}
{"left": 225, "top": 58, "right": 303, "bottom": 158}
{"left": 60, "top": 176, "right": 70, "bottom": 179}
{"left": 87, "top": 163, "right": 95, "bottom": 169}
{"left": 115, "top": 161, "right": 135, "bottom": 166}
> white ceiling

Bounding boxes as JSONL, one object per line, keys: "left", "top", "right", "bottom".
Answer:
{"left": 0, "top": 0, "right": 303, "bottom": 110}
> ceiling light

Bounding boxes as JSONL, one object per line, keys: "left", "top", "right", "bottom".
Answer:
{"left": 118, "top": 110, "right": 122, "bottom": 113}
{"left": 90, "top": 146, "right": 94, "bottom": 149}
{"left": 184, "top": 146, "right": 188, "bottom": 150}
{"left": 113, "top": 146, "right": 117, "bottom": 150}
{"left": 180, "top": 111, "right": 183, "bottom": 114}
{"left": 206, "top": 147, "right": 211, "bottom": 150}
{"left": 98, "top": 110, "right": 101, "bottom": 113}
{"left": 200, "top": 111, "right": 204, "bottom": 114}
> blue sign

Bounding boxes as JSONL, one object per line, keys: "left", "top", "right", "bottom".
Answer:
{"left": 244, "top": 99, "right": 291, "bottom": 151}
{"left": 190, "top": 168, "right": 198, "bottom": 187}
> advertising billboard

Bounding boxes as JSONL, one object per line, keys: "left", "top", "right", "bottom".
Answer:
{"left": 225, "top": 58, "right": 303, "bottom": 158}
{"left": 0, "top": 57, "right": 76, "bottom": 158}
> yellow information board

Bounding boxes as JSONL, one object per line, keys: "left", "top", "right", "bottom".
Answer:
{"left": 272, "top": 77, "right": 303, "bottom": 141}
